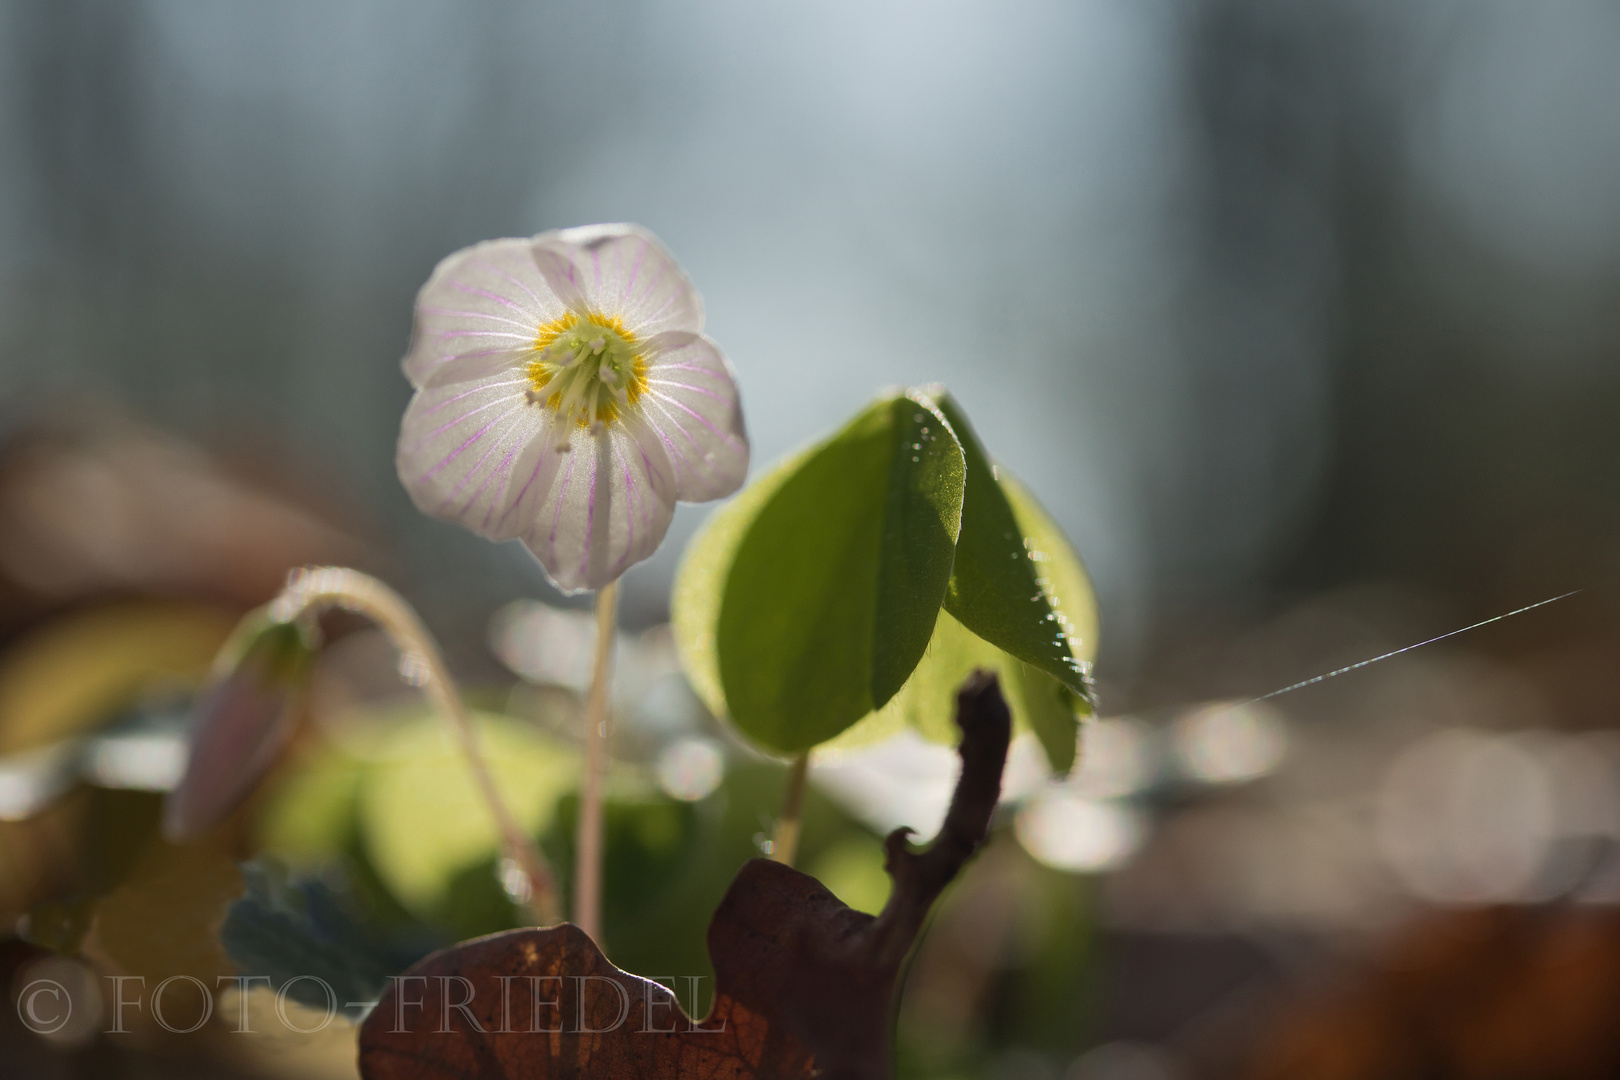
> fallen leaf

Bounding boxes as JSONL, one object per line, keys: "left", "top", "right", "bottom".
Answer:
{"left": 359, "top": 671, "right": 1012, "bottom": 1080}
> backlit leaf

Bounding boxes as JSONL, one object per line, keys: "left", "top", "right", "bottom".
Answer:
{"left": 1005, "top": 658, "right": 1080, "bottom": 773}
{"left": 929, "top": 390, "right": 1093, "bottom": 700}
{"left": 707, "top": 391, "right": 963, "bottom": 753}
{"left": 0, "top": 602, "right": 232, "bottom": 754}
{"left": 357, "top": 710, "right": 578, "bottom": 916}
{"left": 1001, "top": 471, "right": 1100, "bottom": 692}
{"left": 673, "top": 385, "right": 1095, "bottom": 763}
{"left": 832, "top": 610, "right": 1080, "bottom": 772}
{"left": 671, "top": 450, "right": 807, "bottom": 721}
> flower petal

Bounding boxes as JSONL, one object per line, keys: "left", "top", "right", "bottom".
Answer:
{"left": 403, "top": 237, "right": 568, "bottom": 389}
{"left": 530, "top": 243, "right": 592, "bottom": 315}
{"left": 638, "top": 334, "right": 750, "bottom": 502}
{"left": 533, "top": 224, "right": 703, "bottom": 338}
{"left": 420, "top": 344, "right": 529, "bottom": 390}
{"left": 520, "top": 415, "right": 677, "bottom": 593}
{"left": 397, "top": 373, "right": 565, "bottom": 541}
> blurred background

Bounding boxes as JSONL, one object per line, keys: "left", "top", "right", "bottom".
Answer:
{"left": 3, "top": 0, "right": 1620, "bottom": 1077}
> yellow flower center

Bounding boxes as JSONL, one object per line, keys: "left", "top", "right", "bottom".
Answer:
{"left": 524, "top": 311, "right": 649, "bottom": 441}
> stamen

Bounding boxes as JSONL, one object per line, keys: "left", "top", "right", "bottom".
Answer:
{"left": 526, "top": 310, "right": 648, "bottom": 441}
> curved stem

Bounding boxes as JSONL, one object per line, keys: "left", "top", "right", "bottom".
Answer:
{"left": 273, "top": 567, "right": 561, "bottom": 926}
{"left": 771, "top": 751, "right": 810, "bottom": 867}
{"left": 575, "top": 581, "right": 618, "bottom": 944}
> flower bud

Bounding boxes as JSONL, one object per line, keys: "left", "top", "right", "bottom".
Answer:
{"left": 162, "top": 608, "right": 316, "bottom": 842}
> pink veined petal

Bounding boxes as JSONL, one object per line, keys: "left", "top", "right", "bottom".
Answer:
{"left": 531, "top": 243, "right": 592, "bottom": 315}
{"left": 402, "top": 237, "right": 569, "bottom": 389}
{"left": 639, "top": 333, "right": 749, "bottom": 502}
{"left": 398, "top": 372, "right": 553, "bottom": 541}
{"left": 407, "top": 398, "right": 514, "bottom": 454}
{"left": 533, "top": 225, "right": 703, "bottom": 339}
{"left": 416, "top": 376, "right": 528, "bottom": 419}
{"left": 640, "top": 329, "right": 700, "bottom": 356}
{"left": 519, "top": 413, "right": 677, "bottom": 593}
{"left": 489, "top": 421, "right": 569, "bottom": 538}
{"left": 420, "top": 347, "right": 529, "bottom": 391}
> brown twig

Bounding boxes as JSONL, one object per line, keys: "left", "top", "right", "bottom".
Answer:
{"left": 703, "top": 668, "right": 1012, "bottom": 1080}
{"left": 867, "top": 668, "right": 1011, "bottom": 966}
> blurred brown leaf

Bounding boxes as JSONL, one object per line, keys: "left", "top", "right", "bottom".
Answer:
{"left": 1247, "top": 904, "right": 1620, "bottom": 1080}
{"left": 0, "top": 411, "right": 366, "bottom": 628}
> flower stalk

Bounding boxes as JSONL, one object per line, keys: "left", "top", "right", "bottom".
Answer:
{"left": 273, "top": 567, "right": 562, "bottom": 926}
{"left": 771, "top": 751, "right": 811, "bottom": 867}
{"left": 574, "top": 581, "right": 618, "bottom": 943}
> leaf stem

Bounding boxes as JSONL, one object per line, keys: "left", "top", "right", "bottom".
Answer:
{"left": 272, "top": 567, "right": 561, "bottom": 926}
{"left": 772, "top": 751, "right": 810, "bottom": 867}
{"left": 575, "top": 581, "right": 618, "bottom": 944}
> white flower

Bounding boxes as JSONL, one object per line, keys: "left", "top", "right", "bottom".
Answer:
{"left": 396, "top": 225, "right": 749, "bottom": 592}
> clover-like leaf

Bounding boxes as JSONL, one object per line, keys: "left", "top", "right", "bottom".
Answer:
{"left": 836, "top": 610, "right": 1084, "bottom": 772}
{"left": 927, "top": 390, "right": 1095, "bottom": 702}
{"left": 671, "top": 450, "right": 807, "bottom": 724}
{"left": 677, "top": 390, "right": 964, "bottom": 754}
{"left": 824, "top": 396, "right": 1098, "bottom": 770}
{"left": 674, "top": 386, "right": 1096, "bottom": 766}
{"left": 1000, "top": 470, "right": 1099, "bottom": 693}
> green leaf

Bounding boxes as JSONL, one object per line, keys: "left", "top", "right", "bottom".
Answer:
{"left": 672, "top": 384, "right": 1095, "bottom": 765}
{"left": 256, "top": 748, "right": 366, "bottom": 866}
{"left": 1005, "top": 659, "right": 1079, "bottom": 773}
{"left": 1001, "top": 470, "right": 1100, "bottom": 698}
{"left": 220, "top": 858, "right": 403, "bottom": 1020}
{"left": 356, "top": 709, "right": 579, "bottom": 916}
{"left": 826, "top": 611, "right": 1078, "bottom": 773}
{"left": 808, "top": 836, "right": 893, "bottom": 916}
{"left": 846, "top": 609, "right": 1003, "bottom": 748}
{"left": 707, "top": 391, "right": 965, "bottom": 753}
{"left": 873, "top": 394, "right": 969, "bottom": 703}
{"left": 672, "top": 449, "right": 808, "bottom": 722}
{"left": 824, "top": 416, "right": 1099, "bottom": 770}
{"left": 927, "top": 390, "right": 1093, "bottom": 699}
{"left": 542, "top": 793, "right": 700, "bottom": 928}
